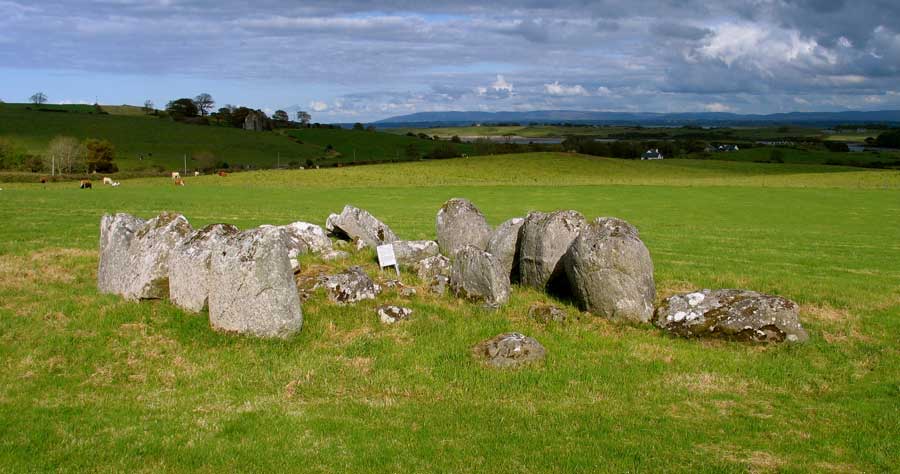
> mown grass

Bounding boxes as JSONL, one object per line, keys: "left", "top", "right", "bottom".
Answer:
{"left": 1, "top": 153, "right": 898, "bottom": 472}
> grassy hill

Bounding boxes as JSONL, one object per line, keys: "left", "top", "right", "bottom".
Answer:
{"left": 0, "top": 153, "right": 898, "bottom": 472}
{"left": 0, "top": 103, "right": 473, "bottom": 173}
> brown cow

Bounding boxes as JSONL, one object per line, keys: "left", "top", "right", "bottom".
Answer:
{"left": 217, "top": 170, "right": 228, "bottom": 177}
{"left": 80, "top": 179, "right": 92, "bottom": 189}
{"left": 40, "top": 177, "right": 47, "bottom": 184}
{"left": 174, "top": 178, "right": 185, "bottom": 186}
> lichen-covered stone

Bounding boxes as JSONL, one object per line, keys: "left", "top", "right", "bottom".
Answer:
{"left": 414, "top": 255, "right": 451, "bottom": 281}
{"left": 278, "top": 221, "right": 332, "bottom": 257}
{"left": 97, "top": 213, "right": 146, "bottom": 296}
{"left": 169, "top": 223, "right": 240, "bottom": 312}
{"left": 323, "top": 266, "right": 378, "bottom": 304}
{"left": 325, "top": 205, "right": 397, "bottom": 248}
{"left": 392, "top": 240, "right": 440, "bottom": 266}
{"left": 98, "top": 211, "right": 192, "bottom": 300}
{"left": 208, "top": 225, "right": 303, "bottom": 338}
{"left": 653, "top": 289, "right": 809, "bottom": 343}
{"left": 486, "top": 217, "right": 524, "bottom": 282}
{"left": 518, "top": 210, "right": 586, "bottom": 292}
{"left": 528, "top": 303, "right": 568, "bottom": 324}
{"left": 472, "top": 332, "right": 546, "bottom": 368}
{"left": 377, "top": 305, "right": 413, "bottom": 324}
{"left": 565, "top": 217, "right": 655, "bottom": 324}
{"left": 436, "top": 198, "right": 492, "bottom": 256}
{"left": 449, "top": 245, "right": 510, "bottom": 306}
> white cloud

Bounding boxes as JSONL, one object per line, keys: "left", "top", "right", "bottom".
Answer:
{"left": 310, "top": 100, "right": 328, "bottom": 111}
{"left": 544, "top": 81, "right": 588, "bottom": 96}
{"left": 703, "top": 102, "right": 733, "bottom": 112}
{"left": 596, "top": 86, "right": 613, "bottom": 96}
{"left": 491, "top": 74, "right": 513, "bottom": 93}
{"left": 693, "top": 23, "right": 837, "bottom": 74}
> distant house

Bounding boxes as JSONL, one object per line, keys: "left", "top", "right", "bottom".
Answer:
{"left": 717, "top": 144, "right": 740, "bottom": 152}
{"left": 641, "top": 148, "right": 664, "bottom": 160}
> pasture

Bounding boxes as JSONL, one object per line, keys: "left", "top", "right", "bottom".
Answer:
{"left": 1, "top": 153, "right": 898, "bottom": 472}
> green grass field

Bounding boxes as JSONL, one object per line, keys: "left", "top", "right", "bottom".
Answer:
{"left": 0, "top": 103, "right": 469, "bottom": 173}
{"left": 387, "top": 125, "right": 826, "bottom": 141}
{"left": 691, "top": 146, "right": 900, "bottom": 167}
{"left": 1, "top": 153, "right": 898, "bottom": 472}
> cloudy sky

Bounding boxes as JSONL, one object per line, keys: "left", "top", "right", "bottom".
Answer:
{"left": 2, "top": 0, "right": 899, "bottom": 121}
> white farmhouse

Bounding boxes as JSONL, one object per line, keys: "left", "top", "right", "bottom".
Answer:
{"left": 641, "top": 148, "right": 664, "bottom": 160}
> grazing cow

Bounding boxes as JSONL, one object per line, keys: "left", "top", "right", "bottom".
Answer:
{"left": 111, "top": 181, "right": 121, "bottom": 187}
{"left": 40, "top": 177, "right": 47, "bottom": 184}
{"left": 174, "top": 178, "right": 185, "bottom": 186}
{"left": 102, "top": 177, "right": 114, "bottom": 185}
{"left": 80, "top": 179, "right": 92, "bottom": 189}
{"left": 217, "top": 171, "right": 228, "bottom": 177}
{"left": 171, "top": 171, "right": 181, "bottom": 180}
{"left": 194, "top": 171, "right": 200, "bottom": 177}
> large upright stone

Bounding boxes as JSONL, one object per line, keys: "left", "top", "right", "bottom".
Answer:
{"left": 209, "top": 225, "right": 303, "bottom": 338}
{"left": 98, "top": 213, "right": 146, "bottom": 296}
{"left": 449, "top": 245, "right": 510, "bottom": 306}
{"left": 486, "top": 217, "right": 524, "bottom": 282}
{"left": 325, "top": 205, "right": 397, "bottom": 248}
{"left": 169, "top": 223, "right": 240, "bottom": 313}
{"left": 565, "top": 217, "right": 655, "bottom": 323}
{"left": 98, "top": 212, "right": 192, "bottom": 300}
{"left": 518, "top": 210, "right": 586, "bottom": 292}
{"left": 654, "top": 289, "right": 808, "bottom": 343}
{"left": 392, "top": 240, "right": 440, "bottom": 267}
{"left": 436, "top": 198, "right": 492, "bottom": 256}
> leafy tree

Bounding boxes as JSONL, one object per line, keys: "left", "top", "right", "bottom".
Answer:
{"left": 142, "top": 100, "right": 155, "bottom": 114}
{"left": 823, "top": 141, "right": 849, "bottom": 152}
{"left": 366, "top": 125, "right": 376, "bottom": 132}
{"left": 352, "top": 122, "right": 365, "bottom": 131}
{"left": 874, "top": 129, "right": 900, "bottom": 148}
{"left": 166, "top": 98, "right": 199, "bottom": 118}
{"left": 83, "top": 138, "right": 118, "bottom": 173}
{"left": 451, "top": 135, "right": 462, "bottom": 143}
{"left": 273, "top": 110, "right": 290, "bottom": 122}
{"left": 296, "top": 111, "right": 311, "bottom": 126}
{"left": 44, "top": 136, "right": 84, "bottom": 174}
{"left": 404, "top": 143, "right": 420, "bottom": 160}
{"left": 192, "top": 150, "right": 218, "bottom": 172}
{"left": 229, "top": 106, "right": 253, "bottom": 128}
{"left": 29, "top": 92, "right": 47, "bottom": 105}
{"left": 194, "top": 93, "right": 214, "bottom": 116}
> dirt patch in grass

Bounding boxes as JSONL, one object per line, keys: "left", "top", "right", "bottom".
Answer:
{"left": 699, "top": 443, "right": 786, "bottom": 473}
{"left": 665, "top": 372, "right": 752, "bottom": 396}
{"left": 802, "top": 303, "right": 873, "bottom": 344}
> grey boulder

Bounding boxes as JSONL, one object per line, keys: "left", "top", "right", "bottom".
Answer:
{"left": 325, "top": 205, "right": 397, "bottom": 248}
{"left": 98, "top": 211, "right": 192, "bottom": 300}
{"left": 436, "top": 198, "right": 492, "bottom": 256}
{"left": 485, "top": 217, "right": 524, "bottom": 282}
{"left": 472, "top": 332, "right": 546, "bottom": 368}
{"left": 377, "top": 305, "right": 413, "bottom": 324}
{"left": 518, "top": 210, "right": 586, "bottom": 292}
{"left": 97, "top": 213, "right": 146, "bottom": 296}
{"left": 279, "top": 221, "right": 333, "bottom": 257}
{"left": 169, "top": 223, "right": 240, "bottom": 312}
{"left": 323, "top": 266, "right": 378, "bottom": 304}
{"left": 208, "top": 225, "right": 303, "bottom": 338}
{"left": 565, "top": 217, "right": 655, "bottom": 324}
{"left": 654, "top": 289, "right": 809, "bottom": 343}
{"left": 392, "top": 240, "right": 440, "bottom": 267}
{"left": 414, "top": 255, "right": 451, "bottom": 281}
{"left": 449, "top": 245, "right": 510, "bottom": 306}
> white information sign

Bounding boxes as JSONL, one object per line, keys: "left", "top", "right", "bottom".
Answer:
{"left": 376, "top": 244, "right": 400, "bottom": 275}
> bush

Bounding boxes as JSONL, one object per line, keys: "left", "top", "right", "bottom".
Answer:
{"left": 824, "top": 141, "right": 850, "bottom": 152}
{"left": 83, "top": 138, "right": 118, "bottom": 173}
{"left": 769, "top": 149, "right": 785, "bottom": 163}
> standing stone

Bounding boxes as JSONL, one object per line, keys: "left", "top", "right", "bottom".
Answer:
{"left": 565, "top": 217, "right": 655, "bottom": 324}
{"left": 279, "top": 221, "right": 333, "bottom": 257}
{"left": 392, "top": 240, "right": 440, "bottom": 267}
{"left": 322, "top": 266, "right": 378, "bottom": 304}
{"left": 518, "top": 210, "right": 586, "bottom": 293}
{"left": 414, "top": 255, "right": 451, "bottom": 281}
{"left": 486, "top": 217, "right": 524, "bottom": 282}
{"left": 449, "top": 245, "right": 510, "bottom": 306}
{"left": 653, "top": 289, "right": 809, "bottom": 343}
{"left": 169, "top": 223, "right": 240, "bottom": 313}
{"left": 472, "top": 332, "right": 546, "bottom": 368}
{"left": 325, "top": 205, "right": 398, "bottom": 248}
{"left": 436, "top": 198, "right": 492, "bottom": 256}
{"left": 243, "top": 110, "right": 270, "bottom": 131}
{"left": 209, "top": 225, "right": 303, "bottom": 338}
{"left": 98, "top": 212, "right": 192, "bottom": 300}
{"left": 98, "top": 213, "right": 146, "bottom": 296}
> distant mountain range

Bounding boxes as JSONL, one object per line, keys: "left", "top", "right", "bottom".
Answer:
{"left": 374, "top": 109, "right": 900, "bottom": 126}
